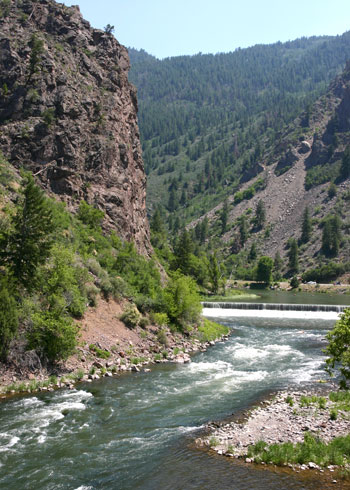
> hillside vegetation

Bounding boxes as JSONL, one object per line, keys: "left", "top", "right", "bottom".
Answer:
{"left": 129, "top": 36, "right": 350, "bottom": 283}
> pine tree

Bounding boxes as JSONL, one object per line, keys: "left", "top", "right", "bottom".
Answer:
{"left": 255, "top": 200, "right": 266, "bottom": 229}
{"left": 239, "top": 216, "right": 248, "bottom": 245}
{"left": 288, "top": 239, "right": 299, "bottom": 274}
{"left": 208, "top": 253, "right": 220, "bottom": 294}
{"left": 220, "top": 200, "right": 229, "bottom": 235}
{"left": 248, "top": 242, "right": 257, "bottom": 262}
{"left": 300, "top": 207, "right": 312, "bottom": 243}
{"left": 0, "top": 279, "right": 18, "bottom": 361}
{"left": 1, "top": 175, "right": 54, "bottom": 290}
{"left": 273, "top": 251, "right": 283, "bottom": 280}
{"left": 340, "top": 145, "right": 350, "bottom": 180}
{"left": 322, "top": 215, "right": 342, "bottom": 256}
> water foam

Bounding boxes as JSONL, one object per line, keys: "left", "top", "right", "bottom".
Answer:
{"left": 203, "top": 307, "right": 340, "bottom": 320}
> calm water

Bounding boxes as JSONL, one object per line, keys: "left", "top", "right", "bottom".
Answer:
{"left": 0, "top": 312, "right": 342, "bottom": 490}
{"left": 238, "top": 289, "right": 350, "bottom": 306}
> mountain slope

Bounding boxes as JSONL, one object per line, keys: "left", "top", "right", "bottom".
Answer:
{"left": 129, "top": 34, "right": 350, "bottom": 230}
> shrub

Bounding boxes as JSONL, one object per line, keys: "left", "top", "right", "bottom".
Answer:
{"left": 157, "top": 329, "right": 168, "bottom": 346}
{"left": 164, "top": 272, "right": 202, "bottom": 330}
{"left": 152, "top": 312, "right": 169, "bottom": 326}
{"left": 27, "top": 311, "right": 78, "bottom": 363}
{"left": 89, "top": 344, "right": 110, "bottom": 359}
{"left": 120, "top": 305, "right": 141, "bottom": 328}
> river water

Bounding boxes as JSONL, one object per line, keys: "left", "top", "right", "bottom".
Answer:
{"left": 0, "top": 304, "right": 347, "bottom": 489}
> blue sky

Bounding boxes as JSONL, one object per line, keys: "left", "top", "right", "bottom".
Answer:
{"left": 61, "top": 0, "right": 350, "bottom": 59}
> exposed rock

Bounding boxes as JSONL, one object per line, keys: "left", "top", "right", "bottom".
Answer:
{"left": 0, "top": 0, "right": 151, "bottom": 255}
{"left": 298, "top": 141, "right": 311, "bottom": 154}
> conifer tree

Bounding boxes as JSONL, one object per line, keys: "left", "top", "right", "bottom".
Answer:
{"left": 300, "top": 207, "right": 312, "bottom": 243}
{"left": 255, "top": 200, "right": 266, "bottom": 229}
{"left": 1, "top": 174, "right": 54, "bottom": 290}
{"left": 340, "top": 145, "right": 350, "bottom": 180}
{"left": 220, "top": 200, "right": 229, "bottom": 235}
{"left": 288, "top": 239, "right": 299, "bottom": 274}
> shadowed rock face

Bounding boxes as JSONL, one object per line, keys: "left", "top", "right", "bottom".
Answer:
{"left": 0, "top": 0, "right": 151, "bottom": 255}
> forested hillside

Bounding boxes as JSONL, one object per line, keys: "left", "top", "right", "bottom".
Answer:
{"left": 129, "top": 35, "right": 350, "bottom": 285}
{"left": 129, "top": 33, "right": 350, "bottom": 221}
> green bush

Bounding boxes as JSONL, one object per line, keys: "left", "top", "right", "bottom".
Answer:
{"left": 152, "top": 312, "right": 169, "bottom": 326}
{"left": 27, "top": 311, "right": 78, "bottom": 363}
{"left": 120, "top": 305, "right": 141, "bottom": 328}
{"left": 164, "top": 272, "right": 202, "bottom": 330}
{"left": 89, "top": 344, "right": 110, "bottom": 359}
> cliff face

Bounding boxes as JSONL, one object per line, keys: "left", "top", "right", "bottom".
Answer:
{"left": 0, "top": 0, "right": 151, "bottom": 254}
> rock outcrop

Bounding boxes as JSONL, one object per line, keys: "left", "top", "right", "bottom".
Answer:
{"left": 0, "top": 0, "right": 151, "bottom": 254}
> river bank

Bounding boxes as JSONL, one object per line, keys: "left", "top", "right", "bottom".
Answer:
{"left": 0, "top": 298, "right": 230, "bottom": 398}
{"left": 198, "top": 385, "right": 350, "bottom": 475}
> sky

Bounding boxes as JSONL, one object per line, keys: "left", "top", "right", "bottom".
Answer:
{"left": 61, "top": 0, "right": 350, "bottom": 59}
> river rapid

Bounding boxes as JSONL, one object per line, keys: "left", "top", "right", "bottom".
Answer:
{"left": 0, "top": 309, "right": 344, "bottom": 489}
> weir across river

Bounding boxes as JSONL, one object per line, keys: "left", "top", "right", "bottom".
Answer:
{"left": 201, "top": 302, "right": 349, "bottom": 313}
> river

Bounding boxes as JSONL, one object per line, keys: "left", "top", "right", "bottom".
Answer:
{"left": 0, "top": 297, "right": 348, "bottom": 489}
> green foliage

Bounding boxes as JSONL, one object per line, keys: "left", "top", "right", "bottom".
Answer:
{"left": 104, "top": 24, "right": 115, "bottom": 34}
{"left": 0, "top": 174, "right": 54, "bottom": 290}
{"left": 197, "top": 318, "right": 229, "bottom": 342}
{"left": 77, "top": 200, "right": 104, "bottom": 229}
{"left": 248, "top": 432, "right": 350, "bottom": 467}
{"left": 305, "top": 162, "right": 340, "bottom": 189}
{"left": 322, "top": 214, "right": 342, "bottom": 257}
{"left": 255, "top": 200, "right": 266, "bottom": 229}
{"left": 256, "top": 256, "right": 273, "bottom": 285}
{"left": 28, "top": 33, "right": 44, "bottom": 80}
{"left": 89, "top": 344, "right": 111, "bottom": 359}
{"left": 41, "top": 108, "right": 56, "bottom": 127}
{"left": 324, "top": 309, "right": 350, "bottom": 389}
{"left": 288, "top": 239, "right": 299, "bottom": 274}
{"left": 290, "top": 276, "right": 300, "bottom": 289}
{"left": 340, "top": 145, "right": 350, "bottom": 180}
{"left": 208, "top": 253, "right": 220, "bottom": 294}
{"left": 27, "top": 311, "right": 78, "bottom": 363}
{"left": 0, "top": 280, "right": 18, "bottom": 361}
{"left": 302, "top": 262, "right": 349, "bottom": 282}
{"left": 120, "top": 305, "right": 141, "bottom": 329}
{"left": 300, "top": 207, "right": 312, "bottom": 243}
{"left": 157, "top": 329, "right": 168, "bottom": 346}
{"left": 328, "top": 182, "right": 337, "bottom": 199}
{"left": 164, "top": 272, "right": 202, "bottom": 330}
{"left": 152, "top": 312, "right": 169, "bottom": 326}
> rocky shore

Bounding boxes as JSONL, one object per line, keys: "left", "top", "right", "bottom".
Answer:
{"left": 0, "top": 318, "right": 230, "bottom": 398}
{"left": 198, "top": 386, "right": 350, "bottom": 472}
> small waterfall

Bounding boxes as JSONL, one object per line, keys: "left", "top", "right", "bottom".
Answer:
{"left": 201, "top": 302, "right": 348, "bottom": 313}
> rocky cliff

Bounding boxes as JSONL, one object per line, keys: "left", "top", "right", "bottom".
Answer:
{"left": 0, "top": 0, "right": 151, "bottom": 254}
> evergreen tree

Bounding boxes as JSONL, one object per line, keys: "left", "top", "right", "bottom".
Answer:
{"left": 1, "top": 175, "right": 54, "bottom": 290}
{"left": 322, "top": 215, "right": 342, "bottom": 256}
{"left": 200, "top": 217, "right": 209, "bottom": 244}
{"left": 208, "top": 253, "right": 220, "bottom": 294}
{"left": 220, "top": 200, "right": 229, "bottom": 235}
{"left": 248, "top": 242, "right": 257, "bottom": 262}
{"left": 255, "top": 200, "right": 266, "bottom": 229}
{"left": 174, "top": 230, "right": 193, "bottom": 274}
{"left": 300, "top": 207, "right": 312, "bottom": 243}
{"left": 0, "top": 280, "right": 18, "bottom": 361}
{"left": 340, "top": 145, "right": 350, "bottom": 180}
{"left": 273, "top": 251, "right": 283, "bottom": 280}
{"left": 239, "top": 216, "right": 248, "bottom": 245}
{"left": 288, "top": 239, "right": 299, "bottom": 274}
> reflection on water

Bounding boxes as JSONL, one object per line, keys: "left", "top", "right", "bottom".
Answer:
{"left": 0, "top": 314, "right": 341, "bottom": 489}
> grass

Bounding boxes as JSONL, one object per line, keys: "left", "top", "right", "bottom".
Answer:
{"left": 89, "top": 344, "right": 111, "bottom": 359}
{"left": 197, "top": 318, "right": 229, "bottom": 342}
{"left": 248, "top": 432, "right": 350, "bottom": 467}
